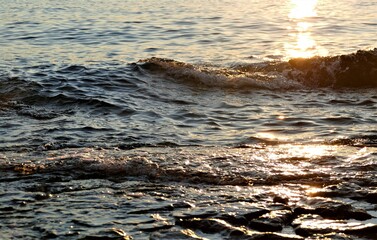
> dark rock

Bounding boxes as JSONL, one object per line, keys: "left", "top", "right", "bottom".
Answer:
{"left": 43, "top": 231, "right": 59, "bottom": 239}
{"left": 34, "top": 193, "right": 53, "bottom": 201}
{"left": 243, "top": 208, "right": 270, "bottom": 221}
{"left": 248, "top": 219, "right": 282, "bottom": 232}
{"left": 273, "top": 196, "right": 289, "bottom": 205}
{"left": 365, "top": 192, "right": 377, "bottom": 204}
{"left": 248, "top": 210, "right": 294, "bottom": 232}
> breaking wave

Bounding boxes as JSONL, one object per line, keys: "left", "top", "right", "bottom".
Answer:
{"left": 138, "top": 48, "right": 377, "bottom": 89}
{"left": 1, "top": 48, "right": 376, "bottom": 114}
{"left": 1, "top": 48, "right": 376, "bottom": 150}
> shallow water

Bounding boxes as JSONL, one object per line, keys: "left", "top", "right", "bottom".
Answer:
{"left": 1, "top": 0, "right": 377, "bottom": 239}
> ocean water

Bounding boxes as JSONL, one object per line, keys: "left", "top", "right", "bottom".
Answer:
{"left": 0, "top": 0, "right": 376, "bottom": 239}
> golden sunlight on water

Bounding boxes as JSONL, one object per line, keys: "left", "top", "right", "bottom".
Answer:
{"left": 284, "top": 144, "right": 330, "bottom": 159}
{"left": 289, "top": 0, "right": 318, "bottom": 19}
{"left": 285, "top": 0, "right": 328, "bottom": 59}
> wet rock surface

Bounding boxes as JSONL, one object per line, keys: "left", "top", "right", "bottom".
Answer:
{"left": 0, "top": 147, "right": 376, "bottom": 239}
{"left": 2, "top": 177, "right": 375, "bottom": 239}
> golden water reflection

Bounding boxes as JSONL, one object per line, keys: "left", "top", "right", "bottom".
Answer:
{"left": 285, "top": 0, "right": 328, "bottom": 59}
{"left": 289, "top": 0, "right": 318, "bottom": 19}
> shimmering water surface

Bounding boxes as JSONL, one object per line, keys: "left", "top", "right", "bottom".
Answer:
{"left": 1, "top": 0, "right": 376, "bottom": 239}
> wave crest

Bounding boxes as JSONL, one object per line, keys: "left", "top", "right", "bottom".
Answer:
{"left": 138, "top": 48, "right": 377, "bottom": 89}
{"left": 288, "top": 48, "right": 377, "bottom": 87}
{"left": 138, "top": 57, "right": 302, "bottom": 90}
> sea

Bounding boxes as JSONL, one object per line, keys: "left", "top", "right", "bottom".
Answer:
{"left": 0, "top": 0, "right": 376, "bottom": 239}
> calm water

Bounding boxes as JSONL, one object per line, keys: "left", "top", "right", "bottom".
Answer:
{"left": 0, "top": 0, "right": 376, "bottom": 239}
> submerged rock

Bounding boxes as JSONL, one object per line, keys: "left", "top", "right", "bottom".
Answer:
{"left": 34, "top": 193, "right": 53, "bottom": 201}
{"left": 273, "top": 196, "right": 289, "bottom": 205}
{"left": 365, "top": 192, "right": 377, "bottom": 204}
{"left": 248, "top": 210, "right": 293, "bottom": 232}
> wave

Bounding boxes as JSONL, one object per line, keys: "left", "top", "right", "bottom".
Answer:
{"left": 2, "top": 48, "right": 375, "bottom": 115}
{"left": 0, "top": 76, "right": 40, "bottom": 109}
{"left": 137, "top": 58, "right": 302, "bottom": 90}
{"left": 1, "top": 147, "right": 252, "bottom": 186}
{"left": 327, "top": 135, "right": 377, "bottom": 147}
{"left": 138, "top": 48, "right": 377, "bottom": 89}
{"left": 287, "top": 48, "right": 377, "bottom": 88}
{"left": 0, "top": 65, "right": 138, "bottom": 119}
{"left": 2, "top": 142, "right": 375, "bottom": 187}
{"left": 1, "top": 49, "right": 376, "bottom": 151}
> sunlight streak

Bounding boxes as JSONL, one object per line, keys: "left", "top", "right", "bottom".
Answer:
{"left": 285, "top": 0, "right": 328, "bottom": 58}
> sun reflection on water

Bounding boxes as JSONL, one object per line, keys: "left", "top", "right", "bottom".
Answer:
{"left": 285, "top": 144, "right": 329, "bottom": 159}
{"left": 285, "top": 0, "right": 328, "bottom": 59}
{"left": 289, "top": 0, "right": 318, "bottom": 19}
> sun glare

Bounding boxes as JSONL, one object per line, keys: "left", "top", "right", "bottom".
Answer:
{"left": 284, "top": 0, "right": 328, "bottom": 59}
{"left": 285, "top": 32, "right": 317, "bottom": 58}
{"left": 289, "top": 0, "right": 318, "bottom": 19}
